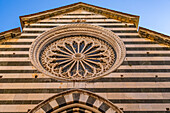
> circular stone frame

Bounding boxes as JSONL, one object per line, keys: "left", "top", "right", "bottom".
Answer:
{"left": 29, "top": 24, "right": 126, "bottom": 81}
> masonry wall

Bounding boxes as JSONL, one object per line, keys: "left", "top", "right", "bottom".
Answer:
{"left": 0, "top": 10, "right": 170, "bottom": 113}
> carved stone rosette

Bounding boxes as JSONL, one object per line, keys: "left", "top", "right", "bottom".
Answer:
{"left": 29, "top": 24, "right": 126, "bottom": 81}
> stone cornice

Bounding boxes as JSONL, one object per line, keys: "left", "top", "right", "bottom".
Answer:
{"left": 19, "top": 2, "right": 139, "bottom": 29}
{"left": 139, "top": 27, "right": 170, "bottom": 46}
{"left": 0, "top": 27, "right": 21, "bottom": 40}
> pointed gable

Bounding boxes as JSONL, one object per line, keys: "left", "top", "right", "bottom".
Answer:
{"left": 19, "top": 2, "right": 139, "bottom": 29}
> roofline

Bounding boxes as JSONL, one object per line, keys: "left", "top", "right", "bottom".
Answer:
{"left": 19, "top": 2, "right": 140, "bottom": 29}
{"left": 20, "top": 2, "right": 139, "bottom": 18}
{"left": 0, "top": 27, "right": 21, "bottom": 40}
{"left": 0, "top": 27, "right": 21, "bottom": 35}
{"left": 139, "top": 27, "right": 170, "bottom": 46}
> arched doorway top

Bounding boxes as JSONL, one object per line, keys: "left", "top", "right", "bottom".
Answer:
{"left": 28, "top": 89, "right": 123, "bottom": 113}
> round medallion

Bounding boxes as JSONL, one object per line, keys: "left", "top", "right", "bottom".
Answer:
{"left": 41, "top": 36, "right": 115, "bottom": 80}
{"left": 29, "top": 24, "right": 126, "bottom": 81}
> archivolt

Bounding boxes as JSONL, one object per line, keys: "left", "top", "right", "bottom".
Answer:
{"left": 28, "top": 89, "right": 123, "bottom": 113}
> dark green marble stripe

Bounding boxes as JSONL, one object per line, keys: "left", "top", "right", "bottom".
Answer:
{"left": 126, "top": 54, "right": 170, "bottom": 57}
{"left": 0, "top": 99, "right": 170, "bottom": 104}
{"left": 111, "top": 30, "right": 137, "bottom": 33}
{"left": 0, "top": 69, "right": 169, "bottom": 73}
{"left": 124, "top": 111, "right": 167, "bottom": 113}
{"left": 0, "top": 48, "right": 29, "bottom": 51}
{"left": 0, "top": 54, "right": 29, "bottom": 57}
{"left": 0, "top": 70, "right": 39, "bottom": 73}
{"left": 0, "top": 41, "right": 160, "bottom": 44}
{"left": 122, "top": 61, "right": 170, "bottom": 65}
{"left": 126, "top": 47, "right": 170, "bottom": 50}
{"left": 25, "top": 25, "right": 136, "bottom": 28}
{"left": 124, "top": 42, "right": 158, "bottom": 44}
{"left": 116, "top": 69, "right": 170, "bottom": 72}
{"left": 22, "top": 30, "right": 137, "bottom": 33}
{"left": 0, "top": 111, "right": 168, "bottom": 113}
{"left": 0, "top": 47, "right": 169, "bottom": 51}
{"left": 20, "top": 36, "right": 37, "bottom": 39}
{"left": 1, "top": 88, "right": 170, "bottom": 93}
{"left": 119, "top": 36, "right": 141, "bottom": 38}
{"left": 0, "top": 77, "right": 170, "bottom": 83}
{"left": 0, "top": 42, "right": 32, "bottom": 45}
{"left": 0, "top": 62, "right": 32, "bottom": 66}
{"left": 0, "top": 61, "right": 169, "bottom": 66}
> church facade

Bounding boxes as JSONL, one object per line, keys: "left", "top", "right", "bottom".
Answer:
{"left": 0, "top": 2, "right": 170, "bottom": 113}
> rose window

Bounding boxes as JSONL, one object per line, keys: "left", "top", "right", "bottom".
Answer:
{"left": 29, "top": 24, "right": 126, "bottom": 81}
{"left": 41, "top": 36, "right": 115, "bottom": 80}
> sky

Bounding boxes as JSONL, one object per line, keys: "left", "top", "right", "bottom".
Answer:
{"left": 0, "top": 0, "right": 170, "bottom": 36}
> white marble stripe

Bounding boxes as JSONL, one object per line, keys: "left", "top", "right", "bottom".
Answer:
{"left": 0, "top": 93, "right": 170, "bottom": 100}
{"left": 39, "top": 19, "right": 119, "bottom": 22}
{"left": 21, "top": 33, "right": 138, "bottom": 37}
{"left": 0, "top": 105, "right": 35, "bottom": 112}
{"left": 0, "top": 65, "right": 169, "bottom": 70}
{"left": 4, "top": 39, "right": 35, "bottom": 42}
{"left": 0, "top": 104, "right": 169, "bottom": 112}
{"left": 66, "top": 10, "right": 94, "bottom": 14}
{"left": 3, "top": 38, "right": 151, "bottom": 42}
{"left": 0, "top": 51, "right": 29, "bottom": 54}
{"left": 115, "top": 104, "right": 170, "bottom": 111}
{"left": 0, "top": 57, "right": 170, "bottom": 62}
{"left": 125, "top": 44, "right": 166, "bottom": 47}
{"left": 1, "top": 51, "right": 170, "bottom": 55}
{"left": 1, "top": 82, "right": 170, "bottom": 89}
{"left": 125, "top": 57, "right": 170, "bottom": 61}
{"left": 29, "top": 23, "right": 133, "bottom": 26}
{"left": 0, "top": 58, "right": 30, "bottom": 61}
{"left": 126, "top": 51, "right": 170, "bottom": 54}
{"left": 0, "top": 45, "right": 31, "bottom": 48}
{"left": 1, "top": 44, "right": 167, "bottom": 48}
{"left": 51, "top": 15, "right": 106, "bottom": 18}
{"left": 23, "top": 27, "right": 137, "bottom": 31}
{"left": 106, "top": 28, "right": 137, "bottom": 30}
{"left": 118, "top": 65, "right": 170, "bottom": 69}
{"left": 0, "top": 66, "right": 36, "bottom": 70}
{"left": 122, "top": 38, "right": 153, "bottom": 42}
{"left": 21, "top": 33, "right": 41, "bottom": 36}
{"left": 23, "top": 28, "right": 52, "bottom": 31}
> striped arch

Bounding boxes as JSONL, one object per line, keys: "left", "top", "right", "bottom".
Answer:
{"left": 29, "top": 89, "right": 123, "bottom": 113}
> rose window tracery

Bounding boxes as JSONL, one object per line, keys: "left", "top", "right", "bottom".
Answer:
{"left": 41, "top": 36, "right": 116, "bottom": 80}
{"left": 29, "top": 24, "right": 126, "bottom": 81}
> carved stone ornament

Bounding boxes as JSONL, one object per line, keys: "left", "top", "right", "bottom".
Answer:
{"left": 28, "top": 89, "right": 123, "bottom": 113}
{"left": 29, "top": 24, "right": 126, "bottom": 81}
